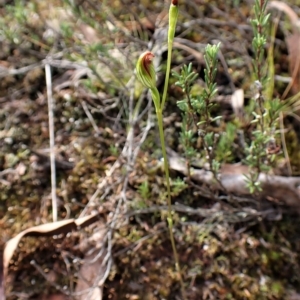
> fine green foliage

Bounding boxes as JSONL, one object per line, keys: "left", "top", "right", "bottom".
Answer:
{"left": 173, "top": 0, "right": 284, "bottom": 195}
{"left": 174, "top": 44, "right": 223, "bottom": 183}
{"left": 244, "top": 0, "right": 282, "bottom": 193}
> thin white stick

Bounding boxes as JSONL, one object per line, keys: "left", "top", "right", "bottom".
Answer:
{"left": 45, "top": 63, "right": 57, "bottom": 222}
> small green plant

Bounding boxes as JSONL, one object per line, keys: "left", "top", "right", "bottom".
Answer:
{"left": 138, "top": 180, "right": 151, "bottom": 200}
{"left": 109, "top": 144, "right": 119, "bottom": 156}
{"left": 244, "top": 0, "right": 282, "bottom": 193}
{"left": 135, "top": 1, "right": 187, "bottom": 299}
{"left": 174, "top": 63, "right": 198, "bottom": 178}
{"left": 174, "top": 44, "right": 223, "bottom": 186}
{"left": 216, "top": 123, "right": 237, "bottom": 163}
{"left": 171, "top": 177, "right": 188, "bottom": 197}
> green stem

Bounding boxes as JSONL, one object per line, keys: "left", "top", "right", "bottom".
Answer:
{"left": 161, "top": 41, "right": 173, "bottom": 110}
{"left": 161, "top": 3, "right": 178, "bottom": 109}
{"left": 157, "top": 110, "right": 187, "bottom": 300}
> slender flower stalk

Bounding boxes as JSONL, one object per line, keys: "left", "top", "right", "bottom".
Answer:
{"left": 161, "top": 0, "right": 179, "bottom": 109}
{"left": 135, "top": 1, "right": 186, "bottom": 299}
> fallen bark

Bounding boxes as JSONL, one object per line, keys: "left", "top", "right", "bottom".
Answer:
{"left": 168, "top": 152, "right": 300, "bottom": 210}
